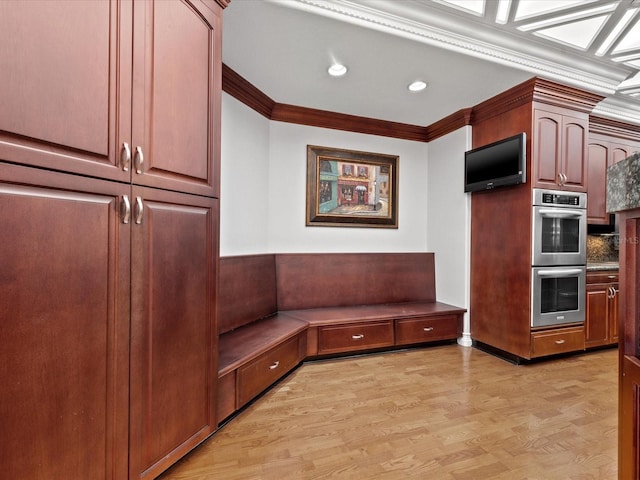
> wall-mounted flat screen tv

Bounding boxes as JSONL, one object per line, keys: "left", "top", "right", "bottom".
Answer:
{"left": 464, "top": 132, "right": 526, "bottom": 193}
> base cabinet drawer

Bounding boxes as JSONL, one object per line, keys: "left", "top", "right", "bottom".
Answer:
{"left": 237, "top": 335, "right": 302, "bottom": 407}
{"left": 318, "top": 321, "right": 394, "bottom": 355}
{"left": 395, "top": 315, "right": 459, "bottom": 345}
{"left": 531, "top": 326, "right": 585, "bottom": 358}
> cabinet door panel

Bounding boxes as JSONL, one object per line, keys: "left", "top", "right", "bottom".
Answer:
{"left": 0, "top": 163, "right": 130, "bottom": 480}
{"left": 132, "top": 0, "right": 221, "bottom": 197}
{"left": 586, "top": 286, "right": 608, "bottom": 347}
{"left": 533, "top": 110, "right": 561, "bottom": 188}
{"left": 587, "top": 142, "right": 609, "bottom": 224}
{"left": 129, "top": 187, "right": 218, "bottom": 479}
{"left": 0, "top": 0, "right": 132, "bottom": 182}
{"left": 562, "top": 116, "right": 587, "bottom": 191}
{"left": 611, "top": 144, "right": 630, "bottom": 165}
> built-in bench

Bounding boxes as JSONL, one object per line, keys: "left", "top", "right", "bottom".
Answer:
{"left": 216, "top": 252, "right": 466, "bottom": 424}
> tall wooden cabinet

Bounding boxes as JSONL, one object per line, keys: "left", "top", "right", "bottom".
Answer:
{"left": 0, "top": 1, "right": 224, "bottom": 479}
{"left": 469, "top": 78, "right": 604, "bottom": 360}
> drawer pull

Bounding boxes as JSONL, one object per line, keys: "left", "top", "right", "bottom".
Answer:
{"left": 268, "top": 361, "right": 280, "bottom": 370}
{"left": 423, "top": 327, "right": 434, "bottom": 332}
{"left": 351, "top": 334, "right": 365, "bottom": 340}
{"left": 555, "top": 339, "right": 565, "bottom": 345}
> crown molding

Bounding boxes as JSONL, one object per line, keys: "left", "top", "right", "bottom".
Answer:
{"left": 222, "top": 64, "right": 640, "bottom": 145}
{"left": 590, "top": 115, "right": 640, "bottom": 142}
{"left": 222, "top": 64, "right": 275, "bottom": 119}
{"left": 222, "top": 64, "right": 429, "bottom": 142}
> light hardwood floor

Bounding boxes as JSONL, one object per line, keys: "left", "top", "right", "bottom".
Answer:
{"left": 158, "top": 345, "right": 618, "bottom": 480}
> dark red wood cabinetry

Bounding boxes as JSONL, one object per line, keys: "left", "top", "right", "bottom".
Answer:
{"left": 587, "top": 118, "right": 640, "bottom": 224}
{"left": 470, "top": 79, "right": 604, "bottom": 360}
{"left": 129, "top": 188, "right": 218, "bottom": 480}
{"left": 0, "top": 163, "right": 131, "bottom": 480}
{"left": 533, "top": 107, "right": 589, "bottom": 192}
{"left": 585, "top": 271, "right": 619, "bottom": 348}
{"left": 0, "top": 1, "right": 224, "bottom": 479}
{"left": 0, "top": 0, "right": 220, "bottom": 197}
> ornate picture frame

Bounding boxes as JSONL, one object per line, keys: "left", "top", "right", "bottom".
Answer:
{"left": 306, "top": 145, "right": 399, "bottom": 228}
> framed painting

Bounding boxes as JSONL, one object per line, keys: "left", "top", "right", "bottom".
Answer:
{"left": 306, "top": 145, "right": 398, "bottom": 228}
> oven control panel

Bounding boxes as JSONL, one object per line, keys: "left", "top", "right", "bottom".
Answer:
{"left": 533, "top": 189, "right": 587, "bottom": 209}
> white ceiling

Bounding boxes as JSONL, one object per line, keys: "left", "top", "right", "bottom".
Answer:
{"left": 222, "top": 0, "right": 640, "bottom": 128}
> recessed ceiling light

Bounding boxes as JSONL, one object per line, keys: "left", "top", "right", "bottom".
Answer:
{"left": 408, "top": 80, "right": 428, "bottom": 92}
{"left": 328, "top": 63, "right": 347, "bottom": 77}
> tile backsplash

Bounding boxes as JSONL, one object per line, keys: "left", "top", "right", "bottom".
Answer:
{"left": 587, "top": 234, "right": 619, "bottom": 263}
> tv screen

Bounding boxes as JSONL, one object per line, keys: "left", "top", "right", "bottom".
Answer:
{"left": 464, "top": 132, "right": 526, "bottom": 193}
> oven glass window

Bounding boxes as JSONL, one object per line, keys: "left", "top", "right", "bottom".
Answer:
{"left": 540, "top": 277, "right": 579, "bottom": 313}
{"left": 541, "top": 217, "right": 580, "bottom": 253}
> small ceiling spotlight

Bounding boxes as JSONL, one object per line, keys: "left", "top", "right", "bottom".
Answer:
{"left": 328, "top": 63, "right": 348, "bottom": 77}
{"left": 408, "top": 80, "right": 428, "bottom": 92}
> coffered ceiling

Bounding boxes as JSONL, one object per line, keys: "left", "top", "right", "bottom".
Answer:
{"left": 222, "top": 0, "right": 640, "bottom": 127}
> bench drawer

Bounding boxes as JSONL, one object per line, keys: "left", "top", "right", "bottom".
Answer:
{"left": 317, "top": 321, "right": 394, "bottom": 355}
{"left": 395, "top": 315, "right": 459, "bottom": 345}
{"left": 531, "top": 326, "right": 585, "bottom": 358}
{"left": 237, "top": 335, "right": 302, "bottom": 407}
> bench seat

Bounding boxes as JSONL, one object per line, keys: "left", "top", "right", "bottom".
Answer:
{"left": 216, "top": 253, "right": 466, "bottom": 425}
{"left": 282, "top": 301, "right": 466, "bottom": 325}
{"left": 218, "top": 314, "right": 308, "bottom": 376}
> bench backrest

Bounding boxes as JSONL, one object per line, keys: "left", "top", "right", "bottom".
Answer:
{"left": 218, "top": 252, "right": 437, "bottom": 332}
{"left": 275, "top": 252, "right": 436, "bottom": 310}
{"left": 218, "top": 254, "right": 277, "bottom": 334}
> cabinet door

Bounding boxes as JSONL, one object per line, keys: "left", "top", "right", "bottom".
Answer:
{"left": 585, "top": 284, "right": 609, "bottom": 348}
{"left": 587, "top": 141, "right": 609, "bottom": 224}
{"left": 533, "top": 109, "right": 587, "bottom": 192}
{"left": 129, "top": 187, "right": 218, "bottom": 479}
{"left": 560, "top": 115, "right": 588, "bottom": 192}
{"left": 131, "top": 0, "right": 221, "bottom": 197}
{"left": 533, "top": 109, "right": 562, "bottom": 189}
{"left": 611, "top": 143, "right": 631, "bottom": 165}
{"left": 0, "top": 163, "right": 130, "bottom": 480}
{"left": 0, "top": 0, "right": 132, "bottom": 182}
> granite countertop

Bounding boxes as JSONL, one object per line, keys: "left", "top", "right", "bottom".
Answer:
{"left": 587, "top": 261, "right": 619, "bottom": 271}
{"left": 607, "top": 152, "right": 640, "bottom": 213}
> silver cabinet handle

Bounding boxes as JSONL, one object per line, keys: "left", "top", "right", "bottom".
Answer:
{"left": 555, "top": 339, "right": 566, "bottom": 345}
{"left": 121, "top": 143, "right": 131, "bottom": 172}
{"left": 134, "top": 196, "right": 144, "bottom": 225}
{"left": 120, "top": 195, "right": 131, "bottom": 224}
{"left": 351, "top": 334, "right": 365, "bottom": 340}
{"left": 423, "top": 327, "right": 434, "bottom": 332}
{"left": 558, "top": 172, "right": 567, "bottom": 186}
{"left": 269, "top": 361, "right": 280, "bottom": 370}
{"left": 134, "top": 146, "right": 144, "bottom": 174}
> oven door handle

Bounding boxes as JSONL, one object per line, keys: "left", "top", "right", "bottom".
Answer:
{"left": 536, "top": 268, "right": 584, "bottom": 277}
{"left": 537, "top": 209, "right": 584, "bottom": 218}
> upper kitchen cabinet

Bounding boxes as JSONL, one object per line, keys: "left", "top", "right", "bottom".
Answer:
{"left": 588, "top": 117, "right": 640, "bottom": 224}
{"left": 532, "top": 107, "right": 589, "bottom": 192}
{"left": 131, "top": 0, "right": 221, "bottom": 197}
{"left": 0, "top": 0, "right": 221, "bottom": 197}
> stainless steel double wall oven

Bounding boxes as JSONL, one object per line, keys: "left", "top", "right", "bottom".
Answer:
{"left": 531, "top": 189, "right": 587, "bottom": 328}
